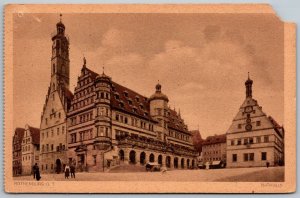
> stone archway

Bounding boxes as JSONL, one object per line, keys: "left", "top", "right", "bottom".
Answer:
{"left": 55, "top": 159, "right": 62, "bottom": 174}
{"left": 140, "top": 152, "right": 146, "bottom": 165}
{"left": 187, "top": 159, "right": 190, "bottom": 168}
{"left": 181, "top": 158, "right": 185, "bottom": 169}
{"left": 174, "top": 157, "right": 179, "bottom": 169}
{"left": 129, "top": 150, "right": 136, "bottom": 164}
{"left": 119, "top": 150, "right": 125, "bottom": 161}
{"left": 149, "top": 153, "right": 155, "bottom": 162}
{"left": 166, "top": 156, "right": 171, "bottom": 168}
{"left": 158, "top": 155, "right": 163, "bottom": 165}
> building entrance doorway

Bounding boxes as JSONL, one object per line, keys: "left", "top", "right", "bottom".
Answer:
{"left": 55, "top": 159, "right": 62, "bottom": 173}
{"left": 77, "top": 154, "right": 85, "bottom": 172}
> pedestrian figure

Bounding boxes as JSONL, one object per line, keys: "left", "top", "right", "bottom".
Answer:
{"left": 65, "top": 164, "right": 70, "bottom": 179}
{"left": 35, "top": 164, "right": 41, "bottom": 181}
{"left": 266, "top": 161, "right": 270, "bottom": 168}
{"left": 70, "top": 164, "right": 75, "bottom": 178}
{"left": 32, "top": 163, "right": 38, "bottom": 179}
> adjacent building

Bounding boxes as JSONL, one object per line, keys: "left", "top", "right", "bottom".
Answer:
{"left": 66, "top": 62, "right": 198, "bottom": 172}
{"left": 21, "top": 125, "right": 40, "bottom": 175}
{"left": 201, "top": 134, "right": 226, "bottom": 164}
{"left": 226, "top": 75, "right": 284, "bottom": 168}
{"left": 39, "top": 18, "right": 73, "bottom": 173}
{"left": 12, "top": 128, "right": 25, "bottom": 176}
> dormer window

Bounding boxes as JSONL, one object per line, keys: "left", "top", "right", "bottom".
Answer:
{"left": 132, "top": 107, "right": 137, "bottom": 113}
{"left": 128, "top": 99, "right": 133, "bottom": 105}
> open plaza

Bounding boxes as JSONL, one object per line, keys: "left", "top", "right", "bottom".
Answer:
{"left": 14, "top": 166, "right": 284, "bottom": 182}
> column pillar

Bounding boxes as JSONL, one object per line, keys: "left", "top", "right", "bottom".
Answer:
{"left": 169, "top": 156, "right": 174, "bottom": 169}
{"left": 162, "top": 155, "right": 166, "bottom": 168}
{"left": 124, "top": 149, "right": 129, "bottom": 164}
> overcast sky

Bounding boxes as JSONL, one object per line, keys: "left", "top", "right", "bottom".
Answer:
{"left": 13, "top": 13, "right": 284, "bottom": 138}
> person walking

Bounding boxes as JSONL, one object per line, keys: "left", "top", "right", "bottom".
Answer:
{"left": 32, "top": 163, "right": 38, "bottom": 179}
{"left": 65, "top": 164, "right": 70, "bottom": 179}
{"left": 35, "top": 164, "right": 41, "bottom": 181}
{"left": 70, "top": 164, "right": 75, "bottom": 178}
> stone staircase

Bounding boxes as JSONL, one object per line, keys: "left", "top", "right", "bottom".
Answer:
{"left": 108, "top": 163, "right": 146, "bottom": 173}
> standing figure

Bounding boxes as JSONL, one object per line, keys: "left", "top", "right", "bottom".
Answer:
{"left": 32, "top": 163, "right": 38, "bottom": 179}
{"left": 70, "top": 164, "right": 75, "bottom": 178}
{"left": 65, "top": 164, "right": 70, "bottom": 179}
{"left": 35, "top": 164, "right": 41, "bottom": 181}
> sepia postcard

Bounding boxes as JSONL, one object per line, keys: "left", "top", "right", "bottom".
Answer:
{"left": 4, "top": 4, "right": 296, "bottom": 193}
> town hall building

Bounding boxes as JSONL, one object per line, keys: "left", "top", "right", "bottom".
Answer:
{"left": 37, "top": 16, "right": 197, "bottom": 173}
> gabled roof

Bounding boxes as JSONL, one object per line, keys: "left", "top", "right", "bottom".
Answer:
{"left": 28, "top": 126, "right": 40, "bottom": 145}
{"left": 14, "top": 128, "right": 25, "bottom": 144}
{"left": 76, "top": 66, "right": 190, "bottom": 131}
{"left": 168, "top": 108, "right": 189, "bottom": 133}
{"left": 202, "top": 134, "right": 226, "bottom": 145}
{"left": 111, "top": 81, "right": 152, "bottom": 120}
{"left": 63, "top": 87, "right": 74, "bottom": 101}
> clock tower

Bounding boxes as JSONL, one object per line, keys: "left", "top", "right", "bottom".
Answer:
{"left": 226, "top": 74, "right": 284, "bottom": 168}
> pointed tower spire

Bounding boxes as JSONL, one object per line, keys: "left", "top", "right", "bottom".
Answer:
{"left": 83, "top": 56, "right": 86, "bottom": 67}
{"left": 245, "top": 72, "right": 253, "bottom": 98}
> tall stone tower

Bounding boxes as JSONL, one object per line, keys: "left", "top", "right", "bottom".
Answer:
{"left": 51, "top": 14, "right": 70, "bottom": 90}
{"left": 40, "top": 15, "right": 73, "bottom": 173}
{"left": 149, "top": 83, "right": 169, "bottom": 141}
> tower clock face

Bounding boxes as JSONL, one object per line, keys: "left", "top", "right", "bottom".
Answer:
{"left": 245, "top": 124, "right": 252, "bottom": 131}
{"left": 244, "top": 106, "right": 253, "bottom": 113}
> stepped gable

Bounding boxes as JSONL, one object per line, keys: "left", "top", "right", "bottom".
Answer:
{"left": 28, "top": 126, "right": 40, "bottom": 145}
{"left": 202, "top": 134, "right": 226, "bottom": 145}
{"left": 168, "top": 108, "right": 189, "bottom": 133}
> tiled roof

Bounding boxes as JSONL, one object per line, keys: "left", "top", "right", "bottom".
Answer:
{"left": 202, "top": 134, "right": 226, "bottom": 145}
{"left": 28, "top": 126, "right": 40, "bottom": 145}
{"left": 268, "top": 116, "right": 282, "bottom": 129}
{"left": 111, "top": 81, "right": 152, "bottom": 120}
{"left": 63, "top": 87, "right": 74, "bottom": 101}
{"left": 14, "top": 128, "right": 25, "bottom": 144}
{"left": 80, "top": 66, "right": 189, "bottom": 129}
{"left": 268, "top": 116, "right": 284, "bottom": 138}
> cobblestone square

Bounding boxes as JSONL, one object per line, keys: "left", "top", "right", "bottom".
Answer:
{"left": 14, "top": 167, "right": 284, "bottom": 182}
